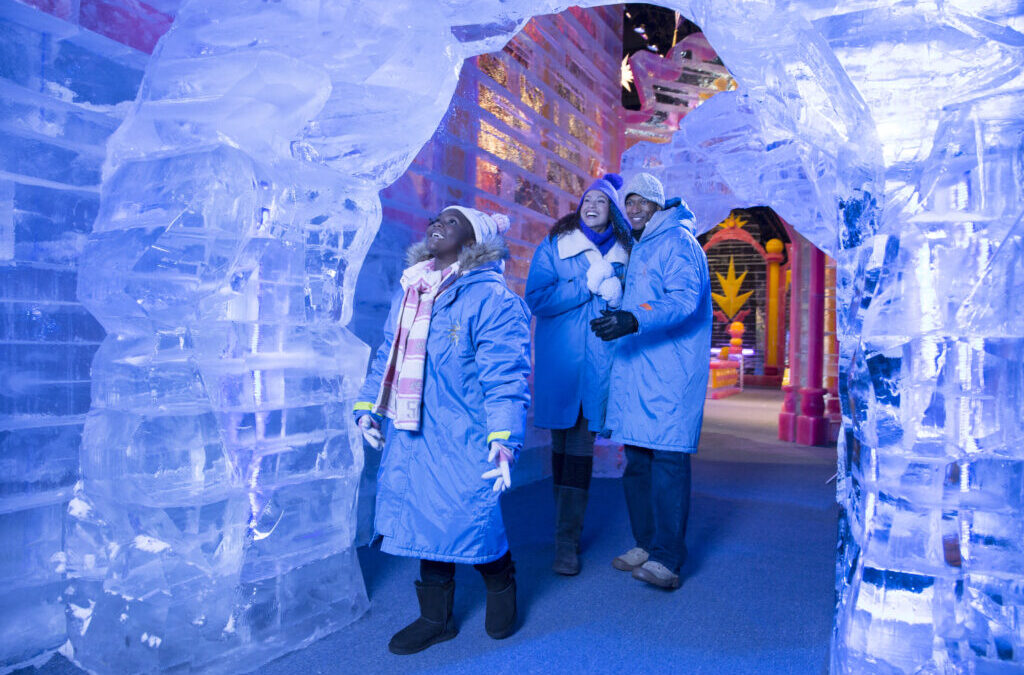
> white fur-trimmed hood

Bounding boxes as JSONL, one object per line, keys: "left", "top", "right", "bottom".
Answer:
{"left": 405, "top": 237, "right": 509, "bottom": 271}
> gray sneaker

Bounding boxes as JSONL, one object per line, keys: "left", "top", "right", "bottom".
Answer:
{"left": 612, "top": 547, "right": 649, "bottom": 571}
{"left": 631, "top": 560, "right": 680, "bottom": 589}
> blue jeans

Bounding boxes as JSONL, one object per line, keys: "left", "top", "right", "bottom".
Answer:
{"left": 622, "top": 446, "right": 691, "bottom": 574}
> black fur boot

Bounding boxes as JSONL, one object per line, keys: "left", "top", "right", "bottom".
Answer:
{"left": 388, "top": 580, "right": 458, "bottom": 655}
{"left": 480, "top": 560, "right": 517, "bottom": 639}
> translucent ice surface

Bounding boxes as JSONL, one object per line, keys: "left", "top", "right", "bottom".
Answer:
{"left": 61, "top": 0, "right": 440, "bottom": 670}
{"left": 623, "top": 2, "right": 1024, "bottom": 671}
{"left": 0, "top": 1, "right": 146, "bottom": 671}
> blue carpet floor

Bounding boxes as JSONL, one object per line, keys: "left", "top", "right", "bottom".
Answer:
{"left": 28, "top": 393, "right": 838, "bottom": 674}
{"left": 271, "top": 466, "right": 837, "bottom": 675}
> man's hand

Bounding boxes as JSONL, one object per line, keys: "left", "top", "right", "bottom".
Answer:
{"left": 590, "top": 309, "right": 639, "bottom": 341}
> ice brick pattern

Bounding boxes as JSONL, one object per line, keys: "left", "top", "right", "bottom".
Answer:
{"left": 0, "top": 0, "right": 147, "bottom": 670}
{"left": 58, "top": 0, "right": 450, "bottom": 669}
{"left": 621, "top": 1, "right": 1024, "bottom": 671}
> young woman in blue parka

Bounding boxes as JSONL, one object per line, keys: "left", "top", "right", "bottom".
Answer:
{"left": 353, "top": 206, "right": 532, "bottom": 654}
{"left": 525, "top": 173, "right": 632, "bottom": 576}
{"left": 591, "top": 173, "right": 712, "bottom": 591}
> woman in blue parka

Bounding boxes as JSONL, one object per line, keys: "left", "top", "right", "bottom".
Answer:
{"left": 353, "top": 206, "right": 531, "bottom": 654}
{"left": 591, "top": 173, "right": 712, "bottom": 591}
{"left": 525, "top": 173, "right": 632, "bottom": 576}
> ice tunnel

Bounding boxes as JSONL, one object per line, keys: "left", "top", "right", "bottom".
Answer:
{"left": 1, "top": 0, "right": 1023, "bottom": 672}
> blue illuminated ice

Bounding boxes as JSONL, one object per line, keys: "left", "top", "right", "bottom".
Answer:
{"left": 1, "top": 0, "right": 1022, "bottom": 672}
{"left": 623, "top": 3, "right": 1024, "bottom": 671}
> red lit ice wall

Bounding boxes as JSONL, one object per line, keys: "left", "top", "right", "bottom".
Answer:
{"left": 379, "top": 6, "right": 626, "bottom": 297}
{"left": 16, "top": 0, "right": 174, "bottom": 54}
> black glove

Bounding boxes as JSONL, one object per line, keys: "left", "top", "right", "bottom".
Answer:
{"left": 590, "top": 309, "right": 639, "bottom": 341}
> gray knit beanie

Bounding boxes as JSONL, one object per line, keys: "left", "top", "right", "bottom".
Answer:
{"left": 623, "top": 173, "right": 666, "bottom": 209}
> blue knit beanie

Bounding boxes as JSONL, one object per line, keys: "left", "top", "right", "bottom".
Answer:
{"left": 578, "top": 172, "right": 625, "bottom": 214}
{"left": 578, "top": 172, "right": 630, "bottom": 241}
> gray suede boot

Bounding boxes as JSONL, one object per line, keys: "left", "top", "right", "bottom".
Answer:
{"left": 552, "top": 485, "right": 588, "bottom": 575}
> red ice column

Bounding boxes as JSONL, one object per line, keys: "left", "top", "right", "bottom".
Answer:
{"left": 778, "top": 240, "right": 801, "bottom": 441}
{"left": 796, "top": 247, "right": 829, "bottom": 445}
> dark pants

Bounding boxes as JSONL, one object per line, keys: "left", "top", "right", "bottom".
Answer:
{"left": 551, "top": 409, "right": 595, "bottom": 490}
{"left": 420, "top": 551, "right": 513, "bottom": 584}
{"left": 622, "top": 445, "right": 692, "bottom": 574}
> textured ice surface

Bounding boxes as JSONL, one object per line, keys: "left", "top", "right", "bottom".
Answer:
{"left": 2, "top": 0, "right": 1023, "bottom": 672}
{"left": 622, "top": 2, "right": 1024, "bottom": 671}
{"left": 61, "top": 0, "right": 441, "bottom": 670}
{"left": 0, "top": 1, "right": 146, "bottom": 671}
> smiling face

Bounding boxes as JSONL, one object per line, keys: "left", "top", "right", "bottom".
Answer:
{"left": 426, "top": 208, "right": 475, "bottom": 261}
{"left": 579, "top": 190, "right": 611, "bottom": 232}
{"left": 624, "top": 193, "right": 660, "bottom": 230}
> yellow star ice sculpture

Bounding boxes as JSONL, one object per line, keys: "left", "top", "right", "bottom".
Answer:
{"left": 718, "top": 212, "right": 749, "bottom": 230}
{"left": 712, "top": 256, "right": 753, "bottom": 319}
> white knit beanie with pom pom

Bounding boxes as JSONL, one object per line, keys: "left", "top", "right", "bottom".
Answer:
{"left": 444, "top": 206, "right": 511, "bottom": 243}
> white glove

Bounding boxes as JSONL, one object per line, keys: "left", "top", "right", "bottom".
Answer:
{"left": 597, "top": 276, "right": 622, "bottom": 308}
{"left": 585, "top": 256, "right": 614, "bottom": 294}
{"left": 481, "top": 442, "right": 513, "bottom": 493}
{"left": 357, "top": 414, "right": 384, "bottom": 450}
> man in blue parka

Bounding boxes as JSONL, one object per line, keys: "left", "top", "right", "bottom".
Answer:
{"left": 354, "top": 206, "right": 531, "bottom": 653}
{"left": 591, "top": 173, "right": 712, "bottom": 590}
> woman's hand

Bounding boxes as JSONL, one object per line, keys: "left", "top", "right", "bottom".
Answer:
{"left": 585, "top": 256, "right": 614, "bottom": 294}
{"left": 597, "top": 276, "right": 622, "bottom": 308}
{"left": 357, "top": 414, "right": 384, "bottom": 449}
{"left": 482, "top": 442, "right": 513, "bottom": 492}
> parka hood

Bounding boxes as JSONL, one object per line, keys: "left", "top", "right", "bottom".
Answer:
{"left": 638, "top": 199, "right": 696, "bottom": 243}
{"left": 405, "top": 237, "right": 510, "bottom": 271}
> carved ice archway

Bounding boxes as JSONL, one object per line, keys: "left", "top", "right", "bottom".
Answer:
{"left": 74, "top": 0, "right": 1023, "bottom": 672}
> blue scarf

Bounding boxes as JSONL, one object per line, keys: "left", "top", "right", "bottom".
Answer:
{"left": 578, "top": 218, "right": 615, "bottom": 256}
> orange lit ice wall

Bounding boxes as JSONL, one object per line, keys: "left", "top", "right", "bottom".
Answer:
{"left": 362, "top": 6, "right": 625, "bottom": 298}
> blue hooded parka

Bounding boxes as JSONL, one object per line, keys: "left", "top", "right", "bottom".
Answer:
{"left": 355, "top": 239, "right": 532, "bottom": 564}
{"left": 605, "top": 201, "right": 712, "bottom": 452}
{"left": 525, "top": 227, "right": 629, "bottom": 433}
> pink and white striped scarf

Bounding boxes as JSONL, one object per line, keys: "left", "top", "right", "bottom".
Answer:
{"left": 373, "top": 259, "right": 460, "bottom": 431}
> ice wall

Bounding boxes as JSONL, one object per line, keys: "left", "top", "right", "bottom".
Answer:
{"left": 819, "top": 7, "right": 1024, "bottom": 670}
{"left": 622, "top": 2, "right": 1024, "bottom": 671}
{"left": 61, "top": 0, "right": 473, "bottom": 670}
{"left": 0, "top": 1, "right": 150, "bottom": 669}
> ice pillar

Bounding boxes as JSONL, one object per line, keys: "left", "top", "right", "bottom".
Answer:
{"left": 780, "top": 239, "right": 803, "bottom": 442}
{"left": 797, "top": 246, "right": 828, "bottom": 446}
{"left": 763, "top": 238, "right": 784, "bottom": 377}
{"left": 64, "top": 0, "right": 467, "bottom": 670}
{"left": 835, "top": 86, "right": 1024, "bottom": 673}
{"left": 619, "top": 1, "right": 1024, "bottom": 670}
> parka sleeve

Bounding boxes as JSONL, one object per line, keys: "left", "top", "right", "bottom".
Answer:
{"left": 525, "top": 237, "right": 591, "bottom": 318}
{"left": 628, "top": 233, "right": 710, "bottom": 335}
{"left": 472, "top": 290, "right": 533, "bottom": 454}
{"left": 353, "top": 289, "right": 403, "bottom": 417}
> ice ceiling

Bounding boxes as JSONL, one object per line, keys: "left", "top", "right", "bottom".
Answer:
{"left": 50, "top": 0, "right": 1024, "bottom": 672}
